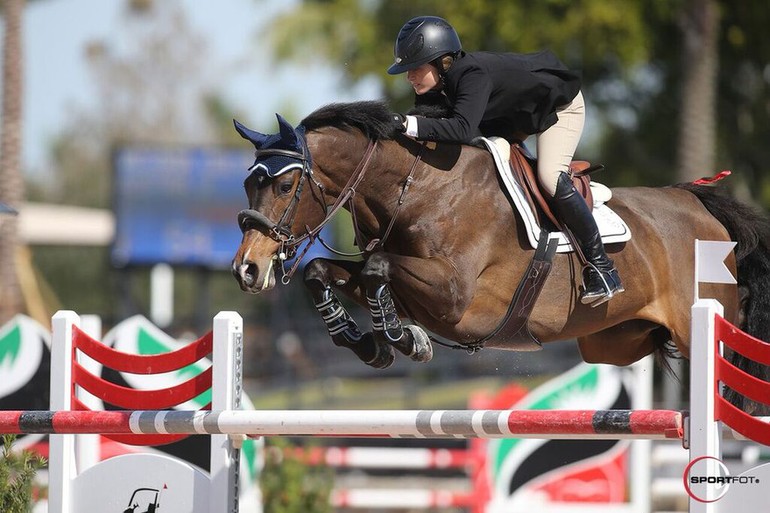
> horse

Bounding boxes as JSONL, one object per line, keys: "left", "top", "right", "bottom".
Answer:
{"left": 230, "top": 100, "right": 770, "bottom": 413}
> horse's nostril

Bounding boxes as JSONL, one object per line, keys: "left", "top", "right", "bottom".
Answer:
{"left": 238, "top": 262, "right": 257, "bottom": 287}
{"left": 232, "top": 261, "right": 257, "bottom": 287}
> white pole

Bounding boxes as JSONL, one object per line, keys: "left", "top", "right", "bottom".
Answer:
{"left": 75, "top": 315, "right": 102, "bottom": 474}
{"left": 49, "top": 311, "right": 80, "bottom": 513}
{"left": 150, "top": 263, "right": 174, "bottom": 328}
{"left": 210, "top": 311, "right": 243, "bottom": 513}
{"left": 630, "top": 356, "right": 654, "bottom": 513}
{"left": 689, "top": 299, "right": 723, "bottom": 512}
{"left": 693, "top": 239, "right": 701, "bottom": 302}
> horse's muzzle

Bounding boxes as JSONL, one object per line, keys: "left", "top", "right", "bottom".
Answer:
{"left": 234, "top": 210, "right": 283, "bottom": 292}
{"left": 232, "top": 259, "right": 256, "bottom": 291}
{"left": 231, "top": 257, "right": 275, "bottom": 293}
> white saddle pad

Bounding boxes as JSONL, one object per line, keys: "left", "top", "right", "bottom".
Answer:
{"left": 479, "top": 137, "right": 632, "bottom": 253}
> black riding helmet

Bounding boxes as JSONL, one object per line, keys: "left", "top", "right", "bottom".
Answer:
{"left": 387, "top": 16, "right": 461, "bottom": 75}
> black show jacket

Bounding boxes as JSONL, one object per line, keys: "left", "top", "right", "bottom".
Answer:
{"left": 413, "top": 50, "right": 581, "bottom": 143}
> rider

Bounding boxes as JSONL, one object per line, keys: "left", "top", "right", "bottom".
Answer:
{"left": 387, "top": 15, "right": 623, "bottom": 306}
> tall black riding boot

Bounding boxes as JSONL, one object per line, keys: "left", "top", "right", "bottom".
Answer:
{"left": 551, "top": 173, "right": 624, "bottom": 306}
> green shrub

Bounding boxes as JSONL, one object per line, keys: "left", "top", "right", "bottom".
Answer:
{"left": 260, "top": 438, "right": 333, "bottom": 513}
{"left": 0, "top": 435, "right": 46, "bottom": 513}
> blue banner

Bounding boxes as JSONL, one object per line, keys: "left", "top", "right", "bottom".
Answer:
{"left": 112, "top": 147, "right": 254, "bottom": 268}
{"left": 111, "top": 147, "right": 340, "bottom": 269}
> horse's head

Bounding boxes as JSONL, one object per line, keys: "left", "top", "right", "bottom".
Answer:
{"left": 231, "top": 114, "right": 320, "bottom": 293}
{"left": 231, "top": 101, "right": 407, "bottom": 293}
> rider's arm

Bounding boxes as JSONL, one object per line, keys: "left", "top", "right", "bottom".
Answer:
{"left": 413, "top": 64, "right": 491, "bottom": 144}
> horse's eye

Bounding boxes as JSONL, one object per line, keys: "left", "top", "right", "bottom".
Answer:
{"left": 279, "top": 182, "right": 293, "bottom": 194}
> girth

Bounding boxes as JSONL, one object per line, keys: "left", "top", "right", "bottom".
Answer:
{"left": 473, "top": 228, "right": 559, "bottom": 351}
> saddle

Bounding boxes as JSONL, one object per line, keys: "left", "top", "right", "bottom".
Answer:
{"left": 508, "top": 142, "right": 603, "bottom": 229}
{"left": 475, "top": 141, "right": 606, "bottom": 351}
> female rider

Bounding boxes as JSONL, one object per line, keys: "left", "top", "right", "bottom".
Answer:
{"left": 387, "top": 15, "right": 623, "bottom": 306}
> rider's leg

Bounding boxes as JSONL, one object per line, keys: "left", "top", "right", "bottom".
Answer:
{"left": 551, "top": 173, "right": 623, "bottom": 305}
{"left": 537, "top": 91, "right": 623, "bottom": 306}
{"left": 536, "top": 90, "right": 586, "bottom": 198}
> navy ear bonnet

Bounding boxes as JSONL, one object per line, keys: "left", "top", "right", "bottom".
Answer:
{"left": 233, "top": 114, "right": 311, "bottom": 178}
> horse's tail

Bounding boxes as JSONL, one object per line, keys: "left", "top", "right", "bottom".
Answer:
{"left": 675, "top": 182, "right": 770, "bottom": 413}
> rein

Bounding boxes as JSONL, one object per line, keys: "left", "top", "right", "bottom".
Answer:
{"left": 239, "top": 137, "right": 426, "bottom": 285}
{"left": 364, "top": 144, "right": 424, "bottom": 252}
{"left": 279, "top": 140, "right": 378, "bottom": 281}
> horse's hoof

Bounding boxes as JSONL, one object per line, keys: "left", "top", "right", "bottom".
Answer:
{"left": 405, "top": 325, "right": 433, "bottom": 363}
{"left": 362, "top": 333, "right": 395, "bottom": 369}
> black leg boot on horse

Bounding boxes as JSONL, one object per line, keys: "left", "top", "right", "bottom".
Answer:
{"left": 313, "top": 286, "right": 396, "bottom": 369}
{"left": 366, "top": 283, "right": 433, "bottom": 363}
{"left": 362, "top": 253, "right": 433, "bottom": 363}
{"left": 551, "top": 172, "right": 624, "bottom": 306}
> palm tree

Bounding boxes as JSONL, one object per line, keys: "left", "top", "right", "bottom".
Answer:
{"left": 676, "top": 0, "right": 720, "bottom": 182}
{"left": 0, "top": 0, "right": 25, "bottom": 323}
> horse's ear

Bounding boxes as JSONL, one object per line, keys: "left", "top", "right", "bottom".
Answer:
{"left": 233, "top": 119, "right": 270, "bottom": 149}
{"left": 276, "top": 114, "right": 302, "bottom": 151}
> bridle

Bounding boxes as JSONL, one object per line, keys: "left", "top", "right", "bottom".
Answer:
{"left": 237, "top": 133, "right": 381, "bottom": 283}
{"left": 238, "top": 132, "right": 425, "bottom": 285}
{"left": 237, "top": 145, "right": 316, "bottom": 245}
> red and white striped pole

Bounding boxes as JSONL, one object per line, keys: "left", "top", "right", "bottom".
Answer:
{"left": 0, "top": 409, "right": 683, "bottom": 439}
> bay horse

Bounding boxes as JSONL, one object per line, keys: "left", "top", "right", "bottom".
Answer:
{"left": 231, "top": 100, "right": 770, "bottom": 412}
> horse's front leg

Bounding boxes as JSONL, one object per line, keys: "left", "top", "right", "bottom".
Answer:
{"left": 360, "top": 252, "right": 434, "bottom": 363}
{"left": 303, "top": 258, "right": 395, "bottom": 369}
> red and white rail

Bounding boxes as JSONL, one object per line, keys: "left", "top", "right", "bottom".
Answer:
{"left": 0, "top": 408, "right": 684, "bottom": 439}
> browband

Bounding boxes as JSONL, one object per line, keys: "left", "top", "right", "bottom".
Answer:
{"left": 254, "top": 148, "right": 307, "bottom": 161}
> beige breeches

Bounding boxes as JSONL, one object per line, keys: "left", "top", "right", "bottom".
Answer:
{"left": 536, "top": 90, "right": 585, "bottom": 197}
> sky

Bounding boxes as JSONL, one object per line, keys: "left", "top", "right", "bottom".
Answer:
{"left": 18, "top": 0, "right": 380, "bottom": 171}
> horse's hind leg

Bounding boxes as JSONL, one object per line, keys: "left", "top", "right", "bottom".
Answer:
{"left": 361, "top": 253, "right": 433, "bottom": 363}
{"left": 303, "top": 258, "right": 395, "bottom": 369}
